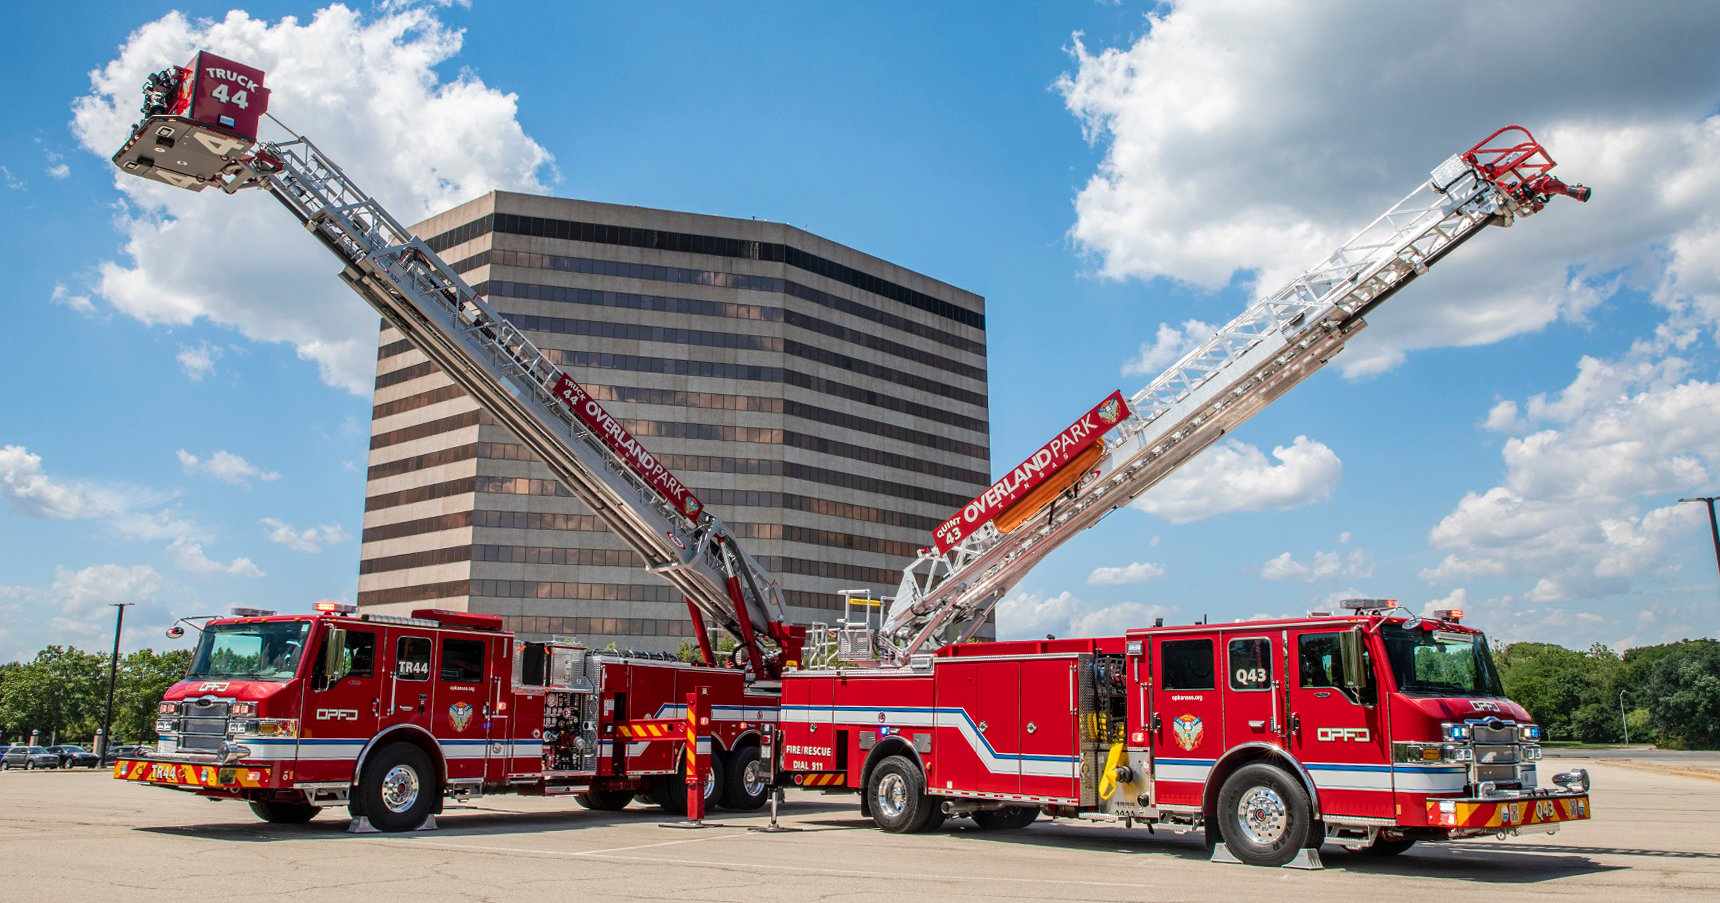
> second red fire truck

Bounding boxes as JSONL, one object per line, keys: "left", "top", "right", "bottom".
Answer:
{"left": 780, "top": 602, "right": 1591, "bottom": 867}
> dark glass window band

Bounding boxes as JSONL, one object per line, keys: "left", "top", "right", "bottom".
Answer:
{"left": 425, "top": 212, "right": 984, "bottom": 330}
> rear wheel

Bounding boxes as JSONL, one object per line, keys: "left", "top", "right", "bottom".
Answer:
{"left": 248, "top": 800, "right": 322, "bottom": 824}
{"left": 575, "top": 787, "right": 635, "bottom": 811}
{"left": 867, "top": 756, "right": 938, "bottom": 833}
{"left": 971, "top": 806, "right": 1039, "bottom": 830}
{"left": 1216, "top": 763, "right": 1313, "bottom": 867}
{"left": 655, "top": 756, "right": 725, "bottom": 815}
{"left": 721, "top": 746, "right": 770, "bottom": 810}
{"left": 352, "top": 743, "right": 436, "bottom": 832}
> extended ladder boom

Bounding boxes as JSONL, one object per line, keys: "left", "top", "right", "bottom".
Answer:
{"left": 881, "top": 126, "right": 1589, "bottom": 663}
{"left": 111, "top": 54, "right": 802, "bottom": 675}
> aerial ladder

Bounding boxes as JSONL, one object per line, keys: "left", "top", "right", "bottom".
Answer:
{"left": 112, "top": 53, "right": 803, "bottom": 678}
{"left": 877, "top": 125, "right": 1589, "bottom": 663}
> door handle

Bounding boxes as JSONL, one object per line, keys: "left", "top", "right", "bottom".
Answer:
{"left": 1290, "top": 713, "right": 1301, "bottom": 735}
{"left": 1150, "top": 713, "right": 1161, "bottom": 734}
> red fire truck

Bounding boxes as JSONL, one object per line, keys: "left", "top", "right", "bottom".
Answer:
{"left": 778, "top": 126, "right": 1593, "bottom": 867}
{"left": 108, "top": 53, "right": 800, "bottom": 829}
{"left": 780, "top": 601, "right": 1591, "bottom": 867}
{"left": 120, "top": 603, "right": 775, "bottom": 829}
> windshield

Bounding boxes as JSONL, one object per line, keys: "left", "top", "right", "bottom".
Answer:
{"left": 1380, "top": 622, "right": 1504, "bottom": 697}
{"left": 188, "top": 621, "right": 312, "bottom": 681}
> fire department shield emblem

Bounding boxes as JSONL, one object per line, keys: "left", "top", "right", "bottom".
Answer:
{"left": 449, "top": 702, "right": 474, "bottom": 733}
{"left": 1097, "top": 398, "right": 1122, "bottom": 425}
{"left": 1172, "top": 714, "right": 1204, "bottom": 751}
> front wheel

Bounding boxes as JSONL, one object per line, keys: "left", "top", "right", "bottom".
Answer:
{"left": 867, "top": 756, "right": 939, "bottom": 833}
{"left": 352, "top": 743, "right": 436, "bottom": 832}
{"left": 1215, "top": 763, "right": 1313, "bottom": 867}
{"left": 249, "top": 800, "right": 322, "bottom": 824}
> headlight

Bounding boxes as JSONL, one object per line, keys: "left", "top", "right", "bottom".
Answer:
{"left": 154, "top": 719, "right": 176, "bottom": 735}
{"left": 158, "top": 701, "right": 180, "bottom": 715}
{"left": 1442, "top": 722, "right": 1472, "bottom": 741}
{"left": 1519, "top": 723, "right": 1542, "bottom": 742}
{"left": 229, "top": 701, "right": 257, "bottom": 717}
{"left": 234, "top": 718, "right": 297, "bottom": 739}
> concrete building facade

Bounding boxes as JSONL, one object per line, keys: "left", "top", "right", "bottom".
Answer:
{"left": 358, "top": 192, "right": 989, "bottom": 650}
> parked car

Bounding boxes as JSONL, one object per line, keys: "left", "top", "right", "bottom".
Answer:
{"left": 101, "top": 744, "right": 152, "bottom": 768}
{"left": 1, "top": 746, "right": 62, "bottom": 770}
{"left": 45, "top": 745, "right": 101, "bottom": 768}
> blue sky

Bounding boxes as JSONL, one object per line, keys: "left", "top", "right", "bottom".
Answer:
{"left": 4, "top": 1, "right": 1718, "bottom": 662}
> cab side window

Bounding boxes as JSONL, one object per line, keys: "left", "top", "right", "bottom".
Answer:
{"left": 396, "top": 636, "right": 432, "bottom": 682}
{"left": 1228, "top": 637, "right": 1272, "bottom": 691}
{"left": 1298, "top": 633, "right": 1343, "bottom": 689}
{"left": 1161, "top": 639, "right": 1214, "bottom": 690}
{"left": 441, "top": 637, "right": 485, "bottom": 682}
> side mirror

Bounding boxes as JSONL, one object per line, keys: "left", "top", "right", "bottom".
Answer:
{"left": 317, "top": 627, "right": 347, "bottom": 691}
{"left": 1339, "top": 628, "right": 1366, "bottom": 690}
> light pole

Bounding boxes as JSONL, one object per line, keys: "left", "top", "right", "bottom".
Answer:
{"left": 99, "top": 602, "right": 134, "bottom": 757}
{"left": 1619, "top": 688, "right": 1629, "bottom": 747}
{"left": 1678, "top": 496, "right": 1720, "bottom": 595}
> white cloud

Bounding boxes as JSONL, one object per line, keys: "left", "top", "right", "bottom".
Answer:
{"left": 40, "top": 564, "right": 175, "bottom": 654}
{"left": 1421, "top": 347, "right": 1720, "bottom": 600}
{"left": 261, "top": 517, "right": 349, "bottom": 553}
{"left": 2, "top": 165, "right": 22, "bottom": 191}
{"left": 72, "top": 6, "right": 555, "bottom": 394}
{"left": 1132, "top": 435, "right": 1341, "bottom": 523}
{"left": 1259, "top": 548, "right": 1373, "bottom": 583}
{"left": 167, "top": 537, "right": 265, "bottom": 578}
{"left": 1057, "top": 2, "right": 1720, "bottom": 377}
{"left": 1122, "top": 319, "right": 1218, "bottom": 378}
{"left": 0, "top": 444, "right": 152, "bottom": 520}
{"left": 46, "top": 163, "right": 70, "bottom": 179}
{"left": 50, "top": 284, "right": 95, "bottom": 315}
{"left": 1087, "top": 561, "right": 1166, "bottom": 586}
{"left": 997, "top": 589, "right": 1177, "bottom": 640}
{"left": 176, "top": 342, "right": 222, "bottom": 381}
{"left": 178, "top": 449, "right": 280, "bottom": 487}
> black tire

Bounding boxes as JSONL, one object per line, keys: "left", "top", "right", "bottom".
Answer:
{"left": 352, "top": 743, "right": 436, "bottom": 832}
{"left": 721, "top": 746, "right": 770, "bottom": 811}
{"left": 575, "top": 787, "right": 635, "bottom": 811}
{"left": 1215, "top": 763, "right": 1314, "bottom": 867}
{"left": 248, "top": 799, "right": 322, "bottom": 824}
{"left": 866, "top": 755, "right": 938, "bottom": 833}
{"left": 25, "top": 761, "right": 35, "bottom": 771}
{"left": 655, "top": 755, "right": 725, "bottom": 815}
{"left": 1358, "top": 837, "right": 1416, "bottom": 856}
{"left": 971, "top": 806, "right": 1039, "bottom": 830}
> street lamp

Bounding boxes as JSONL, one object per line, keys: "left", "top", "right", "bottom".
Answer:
{"left": 1677, "top": 496, "right": 1720, "bottom": 594}
{"left": 1619, "top": 688, "right": 1629, "bottom": 747}
{"left": 98, "top": 602, "right": 134, "bottom": 758}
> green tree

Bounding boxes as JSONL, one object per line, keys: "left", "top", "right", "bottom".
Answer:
{"left": 114, "top": 649, "right": 192, "bottom": 744}
{"left": 1495, "top": 642, "right": 1622, "bottom": 741}
{"left": 0, "top": 646, "right": 109, "bottom": 745}
{"left": 1642, "top": 640, "right": 1720, "bottom": 750}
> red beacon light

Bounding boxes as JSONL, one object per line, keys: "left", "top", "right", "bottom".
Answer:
{"left": 314, "top": 601, "right": 358, "bottom": 615}
{"left": 1432, "top": 608, "right": 1465, "bottom": 623}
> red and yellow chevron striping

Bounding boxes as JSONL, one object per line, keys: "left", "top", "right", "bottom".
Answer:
{"left": 114, "top": 759, "right": 272, "bottom": 789}
{"left": 790, "top": 772, "right": 845, "bottom": 787}
{"left": 1427, "top": 795, "right": 1590, "bottom": 829}
{"left": 616, "top": 720, "right": 682, "bottom": 739}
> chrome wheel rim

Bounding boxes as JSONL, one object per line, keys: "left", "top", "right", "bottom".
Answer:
{"left": 875, "top": 772, "right": 908, "bottom": 818}
{"left": 380, "top": 764, "right": 421, "bottom": 813}
{"left": 742, "top": 758, "right": 768, "bottom": 797}
{"left": 1236, "top": 786, "right": 1288, "bottom": 845}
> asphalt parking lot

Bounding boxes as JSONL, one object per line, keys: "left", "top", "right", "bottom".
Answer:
{"left": 1, "top": 756, "right": 1716, "bottom": 902}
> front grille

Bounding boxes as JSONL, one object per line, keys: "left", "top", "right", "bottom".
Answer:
{"left": 1472, "top": 722, "right": 1516, "bottom": 744}
{"left": 1476, "top": 763, "right": 1519, "bottom": 784}
{"left": 1474, "top": 743, "right": 1518, "bottom": 765}
{"left": 177, "top": 699, "right": 230, "bottom": 751}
